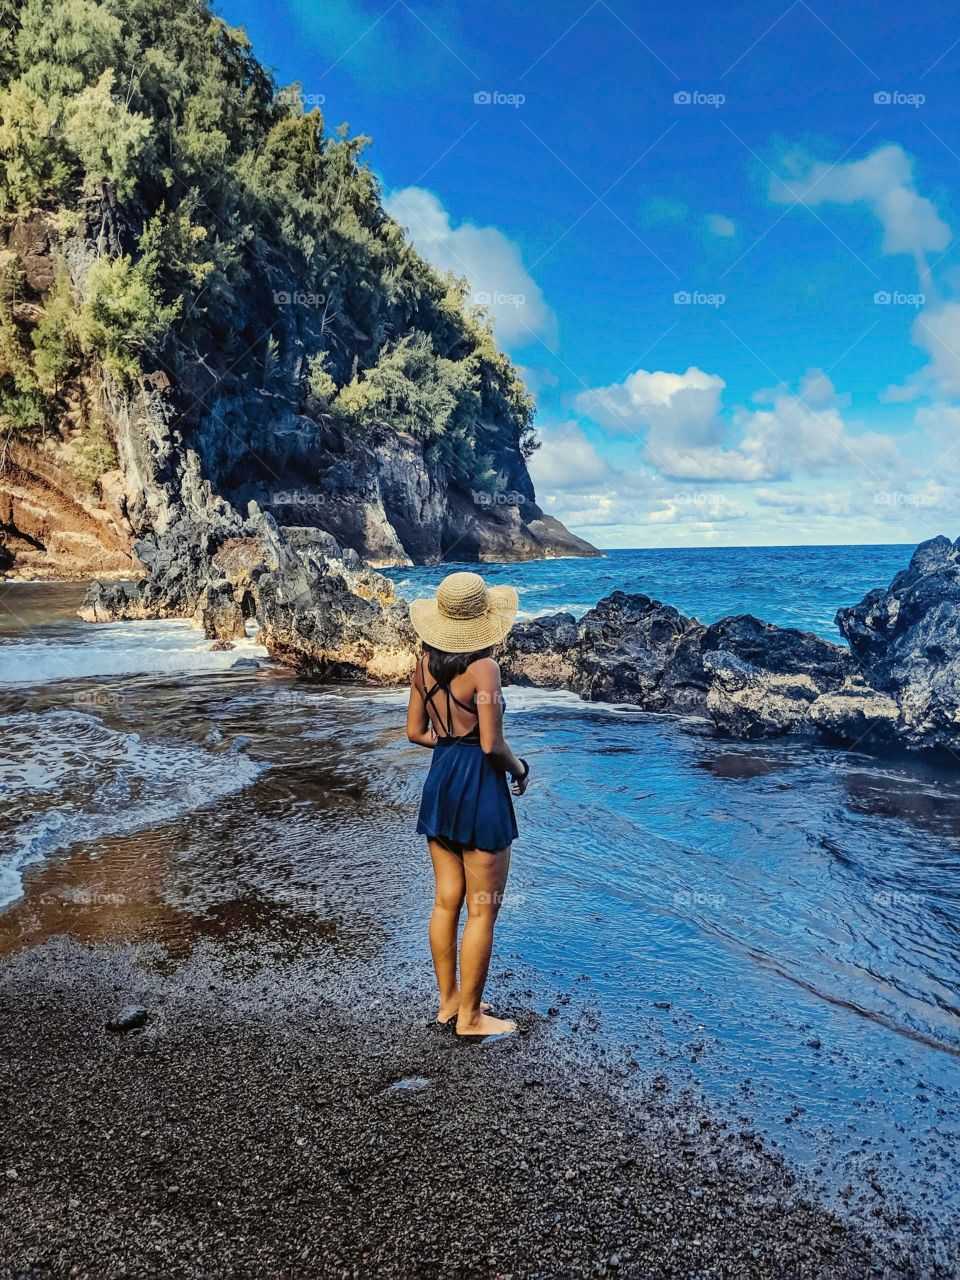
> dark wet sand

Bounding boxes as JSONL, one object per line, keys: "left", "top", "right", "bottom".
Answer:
{"left": 0, "top": 935, "right": 946, "bottom": 1280}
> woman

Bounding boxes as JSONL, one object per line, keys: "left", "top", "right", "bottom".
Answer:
{"left": 407, "top": 571, "right": 530, "bottom": 1038}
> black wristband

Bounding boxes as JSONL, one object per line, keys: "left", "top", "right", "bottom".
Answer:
{"left": 513, "top": 757, "right": 530, "bottom": 781}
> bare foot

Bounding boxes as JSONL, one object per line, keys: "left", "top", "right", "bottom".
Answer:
{"left": 456, "top": 1011, "right": 517, "bottom": 1037}
{"left": 437, "top": 999, "right": 491, "bottom": 1025}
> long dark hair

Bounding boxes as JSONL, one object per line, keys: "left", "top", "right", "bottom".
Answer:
{"left": 422, "top": 643, "right": 494, "bottom": 687}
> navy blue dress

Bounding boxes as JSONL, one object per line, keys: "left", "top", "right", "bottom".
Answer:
{"left": 415, "top": 660, "right": 518, "bottom": 854}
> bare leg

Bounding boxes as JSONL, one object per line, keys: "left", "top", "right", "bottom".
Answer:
{"left": 428, "top": 840, "right": 465, "bottom": 1022}
{"left": 457, "top": 845, "right": 516, "bottom": 1036}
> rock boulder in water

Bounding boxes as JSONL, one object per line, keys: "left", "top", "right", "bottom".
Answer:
{"left": 574, "top": 593, "right": 702, "bottom": 710}
{"left": 836, "top": 535, "right": 960, "bottom": 753}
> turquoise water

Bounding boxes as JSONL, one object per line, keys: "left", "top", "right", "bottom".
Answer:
{"left": 389, "top": 543, "right": 916, "bottom": 638}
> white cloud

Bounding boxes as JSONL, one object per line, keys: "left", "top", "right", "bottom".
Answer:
{"left": 573, "top": 367, "right": 903, "bottom": 483}
{"left": 528, "top": 423, "right": 617, "bottom": 494}
{"left": 769, "top": 144, "right": 950, "bottom": 273}
{"left": 754, "top": 488, "right": 809, "bottom": 514}
{"left": 574, "top": 366, "right": 725, "bottom": 443}
{"left": 384, "top": 186, "right": 557, "bottom": 350}
{"left": 879, "top": 381, "right": 922, "bottom": 404}
{"left": 911, "top": 303, "right": 960, "bottom": 397}
{"left": 705, "top": 213, "right": 736, "bottom": 237}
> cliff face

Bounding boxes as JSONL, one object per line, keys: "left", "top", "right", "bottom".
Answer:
{"left": 180, "top": 387, "right": 595, "bottom": 568}
{"left": 0, "top": 203, "right": 595, "bottom": 579}
{"left": 0, "top": 443, "right": 136, "bottom": 579}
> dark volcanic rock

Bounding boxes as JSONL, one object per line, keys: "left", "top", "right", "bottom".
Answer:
{"left": 502, "top": 594, "right": 707, "bottom": 713}
{"left": 503, "top": 595, "right": 856, "bottom": 732}
{"left": 500, "top": 611, "right": 582, "bottom": 688}
{"left": 82, "top": 500, "right": 418, "bottom": 681}
{"left": 80, "top": 578, "right": 146, "bottom": 622}
{"left": 703, "top": 614, "right": 853, "bottom": 683}
{"left": 700, "top": 617, "right": 856, "bottom": 739}
{"left": 503, "top": 543, "right": 960, "bottom": 756}
{"left": 836, "top": 535, "right": 960, "bottom": 752}
{"left": 575, "top": 592, "right": 703, "bottom": 709}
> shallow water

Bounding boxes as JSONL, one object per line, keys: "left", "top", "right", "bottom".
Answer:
{"left": 0, "top": 567, "right": 958, "bottom": 1242}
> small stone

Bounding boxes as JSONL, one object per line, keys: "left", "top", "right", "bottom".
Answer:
{"left": 106, "top": 1004, "right": 148, "bottom": 1033}
{"left": 5, "top": 1168, "right": 17, "bottom": 1180}
{"left": 229, "top": 734, "right": 253, "bottom": 753}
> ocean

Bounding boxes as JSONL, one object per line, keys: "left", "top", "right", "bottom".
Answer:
{"left": 389, "top": 542, "right": 915, "bottom": 637}
{"left": 1, "top": 542, "right": 957, "bottom": 1243}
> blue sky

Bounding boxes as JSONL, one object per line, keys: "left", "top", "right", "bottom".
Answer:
{"left": 221, "top": 0, "right": 960, "bottom": 548}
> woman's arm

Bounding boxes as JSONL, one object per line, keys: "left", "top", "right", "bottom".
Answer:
{"left": 406, "top": 668, "right": 436, "bottom": 748}
{"left": 474, "top": 658, "right": 527, "bottom": 790}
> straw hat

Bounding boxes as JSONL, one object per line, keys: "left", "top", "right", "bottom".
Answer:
{"left": 409, "top": 571, "right": 519, "bottom": 653}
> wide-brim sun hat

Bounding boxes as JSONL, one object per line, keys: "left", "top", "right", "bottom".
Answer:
{"left": 409, "top": 571, "right": 519, "bottom": 653}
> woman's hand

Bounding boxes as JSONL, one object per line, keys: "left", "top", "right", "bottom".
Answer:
{"left": 510, "top": 758, "right": 530, "bottom": 797}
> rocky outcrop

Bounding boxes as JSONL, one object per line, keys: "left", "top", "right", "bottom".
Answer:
{"left": 0, "top": 444, "right": 137, "bottom": 581}
{"left": 498, "top": 542, "right": 960, "bottom": 755}
{"left": 500, "top": 596, "right": 858, "bottom": 735}
{"left": 81, "top": 501, "right": 417, "bottom": 683}
{"left": 81, "top": 524, "right": 960, "bottom": 760}
{"left": 836, "top": 534, "right": 960, "bottom": 753}
{"left": 222, "top": 418, "right": 598, "bottom": 568}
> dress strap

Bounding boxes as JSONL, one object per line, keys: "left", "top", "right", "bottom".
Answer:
{"left": 419, "top": 655, "right": 479, "bottom": 741}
